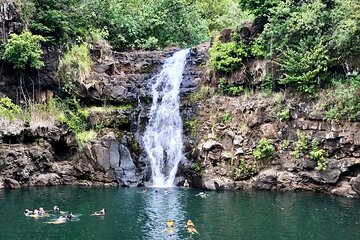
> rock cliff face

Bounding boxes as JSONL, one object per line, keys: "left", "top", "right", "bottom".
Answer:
{"left": 186, "top": 87, "right": 360, "bottom": 198}
{"left": 0, "top": 34, "right": 207, "bottom": 188}
{"left": 0, "top": 0, "right": 21, "bottom": 44}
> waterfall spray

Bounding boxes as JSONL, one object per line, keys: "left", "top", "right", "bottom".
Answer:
{"left": 143, "top": 49, "right": 189, "bottom": 187}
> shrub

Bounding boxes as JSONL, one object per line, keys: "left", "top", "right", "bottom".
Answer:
{"left": 57, "top": 98, "right": 89, "bottom": 133}
{"left": 280, "top": 139, "right": 290, "bottom": 150}
{"left": 325, "top": 76, "right": 360, "bottom": 121}
{"left": 209, "top": 39, "right": 247, "bottom": 73}
{"left": 253, "top": 138, "right": 275, "bottom": 161}
{"left": 310, "top": 140, "right": 328, "bottom": 171}
{"left": 55, "top": 98, "right": 104, "bottom": 149}
{"left": 291, "top": 130, "right": 308, "bottom": 158}
{"left": 234, "top": 158, "right": 258, "bottom": 180}
{"left": 2, "top": 31, "right": 45, "bottom": 70}
{"left": 219, "top": 77, "right": 244, "bottom": 96}
{"left": 277, "top": 39, "right": 330, "bottom": 94}
{"left": 57, "top": 43, "right": 93, "bottom": 93}
{"left": 76, "top": 130, "right": 97, "bottom": 150}
{"left": 0, "top": 97, "right": 22, "bottom": 120}
{"left": 330, "top": 0, "right": 360, "bottom": 61}
{"left": 274, "top": 107, "right": 290, "bottom": 122}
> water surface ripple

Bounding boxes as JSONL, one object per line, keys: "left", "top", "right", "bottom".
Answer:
{"left": 0, "top": 187, "right": 359, "bottom": 240}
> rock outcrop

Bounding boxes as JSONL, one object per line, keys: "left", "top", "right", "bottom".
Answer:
{"left": 0, "top": 35, "right": 207, "bottom": 189}
{"left": 188, "top": 92, "right": 360, "bottom": 197}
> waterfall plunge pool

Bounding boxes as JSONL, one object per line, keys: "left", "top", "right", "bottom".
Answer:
{"left": 0, "top": 187, "right": 360, "bottom": 240}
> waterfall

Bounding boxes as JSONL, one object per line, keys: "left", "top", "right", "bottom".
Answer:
{"left": 143, "top": 49, "right": 189, "bottom": 188}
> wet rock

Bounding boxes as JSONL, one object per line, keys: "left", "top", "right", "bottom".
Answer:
{"left": 29, "top": 173, "right": 61, "bottom": 186}
{"left": 202, "top": 176, "right": 235, "bottom": 190}
{"left": 253, "top": 169, "right": 278, "bottom": 190}
{"left": 83, "top": 134, "right": 143, "bottom": 187}
{"left": 350, "top": 174, "right": 360, "bottom": 194}
{"left": 331, "top": 181, "right": 357, "bottom": 198}
{"left": 4, "top": 178, "right": 20, "bottom": 189}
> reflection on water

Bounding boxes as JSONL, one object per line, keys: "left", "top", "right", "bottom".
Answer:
{"left": 0, "top": 187, "right": 360, "bottom": 240}
{"left": 141, "top": 188, "right": 186, "bottom": 239}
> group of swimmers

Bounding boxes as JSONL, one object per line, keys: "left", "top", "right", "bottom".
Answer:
{"left": 164, "top": 219, "right": 199, "bottom": 235}
{"left": 24, "top": 206, "right": 106, "bottom": 224}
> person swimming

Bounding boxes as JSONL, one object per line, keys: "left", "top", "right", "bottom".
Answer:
{"left": 53, "top": 206, "right": 60, "bottom": 212}
{"left": 38, "top": 207, "right": 45, "bottom": 216}
{"left": 162, "top": 219, "right": 175, "bottom": 235}
{"left": 45, "top": 216, "right": 66, "bottom": 225}
{"left": 183, "top": 179, "right": 190, "bottom": 188}
{"left": 196, "top": 192, "right": 208, "bottom": 198}
{"left": 24, "top": 209, "right": 33, "bottom": 217}
{"left": 66, "top": 212, "right": 74, "bottom": 220}
{"left": 33, "top": 209, "right": 39, "bottom": 216}
{"left": 166, "top": 219, "right": 174, "bottom": 228}
{"left": 91, "top": 208, "right": 106, "bottom": 216}
{"left": 186, "top": 220, "right": 199, "bottom": 234}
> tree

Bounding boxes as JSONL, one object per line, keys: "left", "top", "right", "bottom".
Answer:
{"left": 3, "top": 31, "right": 45, "bottom": 70}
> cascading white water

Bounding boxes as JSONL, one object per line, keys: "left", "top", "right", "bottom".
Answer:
{"left": 143, "top": 49, "right": 190, "bottom": 188}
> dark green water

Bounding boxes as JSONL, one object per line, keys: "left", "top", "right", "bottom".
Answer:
{"left": 0, "top": 187, "right": 359, "bottom": 240}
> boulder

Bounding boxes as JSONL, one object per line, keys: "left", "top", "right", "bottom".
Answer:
{"left": 350, "top": 174, "right": 360, "bottom": 194}
{"left": 253, "top": 169, "right": 278, "bottom": 190}
{"left": 202, "top": 176, "right": 236, "bottom": 190}
{"left": 29, "top": 173, "right": 61, "bottom": 186}
{"left": 4, "top": 178, "right": 20, "bottom": 189}
{"left": 331, "top": 181, "right": 357, "bottom": 198}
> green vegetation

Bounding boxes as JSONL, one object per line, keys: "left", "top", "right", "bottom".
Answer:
{"left": 75, "top": 130, "right": 97, "bottom": 150}
{"left": 277, "top": 40, "right": 329, "bottom": 94}
{"left": 253, "top": 138, "right": 275, "bottom": 161}
{"left": 57, "top": 43, "right": 93, "bottom": 93}
{"left": 23, "top": 0, "right": 244, "bottom": 50}
{"left": 280, "top": 139, "right": 290, "bottom": 150}
{"left": 0, "top": 97, "right": 22, "bottom": 120}
{"left": 55, "top": 98, "right": 100, "bottom": 149}
{"left": 189, "top": 85, "right": 210, "bottom": 103}
{"left": 192, "top": 162, "right": 203, "bottom": 174}
{"left": 3, "top": 31, "right": 45, "bottom": 70}
{"left": 325, "top": 76, "right": 360, "bottom": 121}
{"left": 85, "top": 104, "right": 134, "bottom": 113}
{"left": 234, "top": 158, "right": 258, "bottom": 180}
{"left": 220, "top": 112, "right": 233, "bottom": 124}
{"left": 274, "top": 107, "right": 290, "bottom": 122}
{"left": 219, "top": 78, "right": 244, "bottom": 96}
{"left": 310, "top": 140, "right": 328, "bottom": 171}
{"left": 291, "top": 130, "right": 308, "bottom": 159}
{"left": 209, "top": 39, "right": 247, "bottom": 73}
{"left": 211, "top": 0, "right": 360, "bottom": 95}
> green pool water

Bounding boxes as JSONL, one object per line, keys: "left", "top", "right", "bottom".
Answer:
{"left": 0, "top": 187, "right": 359, "bottom": 240}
